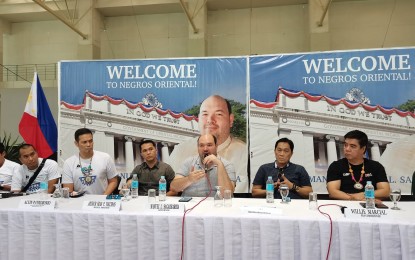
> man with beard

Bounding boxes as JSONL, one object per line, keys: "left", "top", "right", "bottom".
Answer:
{"left": 170, "top": 134, "right": 235, "bottom": 197}
{"left": 168, "top": 95, "right": 247, "bottom": 192}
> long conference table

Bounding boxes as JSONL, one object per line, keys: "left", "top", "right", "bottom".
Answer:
{"left": 0, "top": 194, "right": 414, "bottom": 260}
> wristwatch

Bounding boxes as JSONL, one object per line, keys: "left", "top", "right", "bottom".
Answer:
{"left": 291, "top": 183, "right": 300, "bottom": 192}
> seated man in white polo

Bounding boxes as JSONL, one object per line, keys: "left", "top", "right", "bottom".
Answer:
{"left": 62, "top": 128, "right": 118, "bottom": 195}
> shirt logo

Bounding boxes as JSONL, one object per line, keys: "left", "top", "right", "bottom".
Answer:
{"left": 27, "top": 182, "right": 40, "bottom": 193}
{"left": 79, "top": 175, "right": 97, "bottom": 186}
{"left": 342, "top": 172, "right": 350, "bottom": 176}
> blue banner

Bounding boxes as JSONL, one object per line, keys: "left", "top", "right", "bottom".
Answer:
{"left": 61, "top": 58, "right": 247, "bottom": 111}
{"left": 59, "top": 57, "right": 249, "bottom": 193}
{"left": 250, "top": 48, "right": 415, "bottom": 107}
{"left": 249, "top": 48, "right": 415, "bottom": 194}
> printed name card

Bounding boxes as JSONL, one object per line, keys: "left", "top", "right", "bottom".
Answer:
{"left": 240, "top": 206, "right": 282, "bottom": 215}
{"left": 147, "top": 203, "right": 184, "bottom": 213}
{"left": 19, "top": 199, "right": 56, "bottom": 210}
{"left": 82, "top": 200, "right": 121, "bottom": 212}
{"left": 344, "top": 207, "right": 391, "bottom": 219}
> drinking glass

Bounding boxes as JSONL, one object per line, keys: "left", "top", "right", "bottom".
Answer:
{"left": 214, "top": 186, "right": 223, "bottom": 207}
{"left": 148, "top": 189, "right": 156, "bottom": 203}
{"left": 62, "top": 187, "right": 70, "bottom": 198}
{"left": 309, "top": 192, "right": 318, "bottom": 210}
{"left": 120, "top": 184, "right": 130, "bottom": 201}
{"left": 52, "top": 184, "right": 62, "bottom": 198}
{"left": 223, "top": 189, "right": 232, "bottom": 207}
{"left": 389, "top": 188, "right": 401, "bottom": 210}
{"left": 279, "top": 184, "right": 289, "bottom": 203}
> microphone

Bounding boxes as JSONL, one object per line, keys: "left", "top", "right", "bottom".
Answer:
{"left": 203, "top": 153, "right": 209, "bottom": 172}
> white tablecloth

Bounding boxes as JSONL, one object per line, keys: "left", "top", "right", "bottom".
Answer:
{"left": 0, "top": 195, "right": 414, "bottom": 260}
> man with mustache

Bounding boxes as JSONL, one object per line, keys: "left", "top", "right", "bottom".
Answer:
{"left": 168, "top": 95, "right": 247, "bottom": 192}
{"left": 170, "top": 134, "right": 235, "bottom": 197}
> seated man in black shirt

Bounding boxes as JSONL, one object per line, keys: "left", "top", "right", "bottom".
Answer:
{"left": 252, "top": 138, "right": 312, "bottom": 199}
{"left": 326, "top": 130, "right": 390, "bottom": 200}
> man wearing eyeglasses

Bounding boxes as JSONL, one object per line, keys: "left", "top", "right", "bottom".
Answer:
{"left": 326, "top": 130, "right": 390, "bottom": 200}
{"left": 62, "top": 128, "right": 118, "bottom": 195}
{"left": 252, "top": 138, "right": 312, "bottom": 199}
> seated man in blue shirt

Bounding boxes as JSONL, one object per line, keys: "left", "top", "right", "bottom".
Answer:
{"left": 252, "top": 138, "right": 313, "bottom": 199}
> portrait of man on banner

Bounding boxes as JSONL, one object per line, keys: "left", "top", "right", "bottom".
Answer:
{"left": 58, "top": 58, "right": 249, "bottom": 192}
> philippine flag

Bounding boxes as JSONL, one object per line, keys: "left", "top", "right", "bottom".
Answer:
{"left": 18, "top": 72, "right": 57, "bottom": 158}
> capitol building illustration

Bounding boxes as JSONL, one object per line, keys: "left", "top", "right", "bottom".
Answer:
{"left": 250, "top": 88, "right": 415, "bottom": 193}
{"left": 59, "top": 88, "right": 415, "bottom": 193}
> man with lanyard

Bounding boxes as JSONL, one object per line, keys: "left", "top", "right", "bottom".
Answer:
{"left": 170, "top": 134, "right": 236, "bottom": 197}
{"left": 126, "top": 139, "right": 177, "bottom": 196}
{"left": 252, "top": 138, "right": 312, "bottom": 199}
{"left": 0, "top": 142, "right": 20, "bottom": 191}
{"left": 62, "top": 128, "right": 118, "bottom": 195}
{"left": 326, "top": 130, "right": 390, "bottom": 200}
{"left": 11, "top": 144, "right": 60, "bottom": 194}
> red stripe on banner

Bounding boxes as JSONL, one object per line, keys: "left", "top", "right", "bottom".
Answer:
{"left": 18, "top": 113, "right": 53, "bottom": 157}
{"left": 249, "top": 99, "right": 277, "bottom": 108}
{"left": 61, "top": 101, "right": 84, "bottom": 110}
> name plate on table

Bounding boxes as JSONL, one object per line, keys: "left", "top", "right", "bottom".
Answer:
{"left": 344, "top": 208, "right": 391, "bottom": 219}
{"left": 240, "top": 206, "right": 282, "bottom": 215}
{"left": 147, "top": 203, "right": 184, "bottom": 213}
{"left": 19, "top": 199, "right": 56, "bottom": 210}
{"left": 82, "top": 201, "right": 121, "bottom": 212}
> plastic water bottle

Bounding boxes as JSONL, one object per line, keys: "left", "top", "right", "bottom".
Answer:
{"left": 266, "top": 176, "right": 274, "bottom": 203}
{"left": 39, "top": 181, "right": 48, "bottom": 199}
{"left": 159, "top": 176, "right": 167, "bottom": 201}
{"left": 131, "top": 174, "right": 139, "bottom": 198}
{"left": 365, "top": 181, "right": 375, "bottom": 209}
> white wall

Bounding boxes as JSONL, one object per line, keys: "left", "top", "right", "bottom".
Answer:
{"left": 330, "top": 0, "right": 415, "bottom": 50}
{"left": 3, "top": 20, "right": 78, "bottom": 65}
{"left": 100, "top": 13, "right": 189, "bottom": 59}
{"left": 207, "top": 5, "right": 309, "bottom": 56}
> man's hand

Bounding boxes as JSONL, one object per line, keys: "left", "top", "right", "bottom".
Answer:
{"left": 349, "top": 192, "right": 365, "bottom": 201}
{"left": 202, "top": 154, "right": 221, "bottom": 168}
{"left": 274, "top": 179, "right": 281, "bottom": 189}
{"left": 280, "top": 174, "right": 294, "bottom": 190}
{"left": 188, "top": 166, "right": 205, "bottom": 184}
